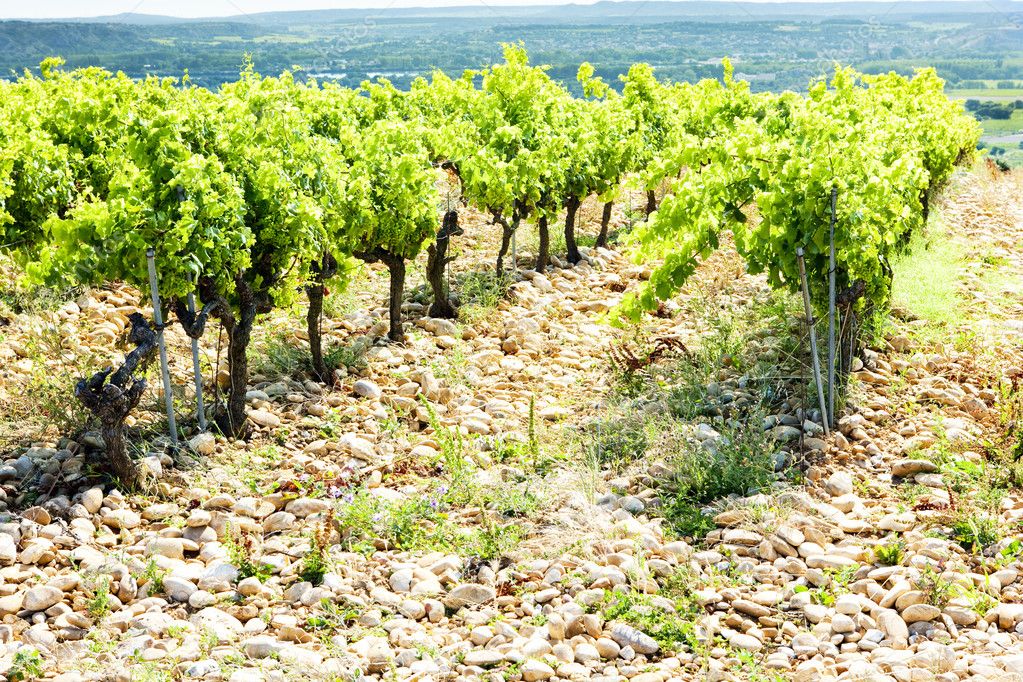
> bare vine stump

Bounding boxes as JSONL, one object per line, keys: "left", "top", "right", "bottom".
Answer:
{"left": 74, "top": 313, "right": 159, "bottom": 489}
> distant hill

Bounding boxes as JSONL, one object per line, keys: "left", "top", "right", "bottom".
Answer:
{"left": 48, "top": 1, "right": 1023, "bottom": 25}
{"left": 2, "top": 0, "right": 1020, "bottom": 94}
{"left": 63, "top": 13, "right": 200, "bottom": 25}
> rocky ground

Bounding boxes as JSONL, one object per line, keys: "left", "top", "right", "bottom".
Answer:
{"left": 0, "top": 167, "right": 1021, "bottom": 682}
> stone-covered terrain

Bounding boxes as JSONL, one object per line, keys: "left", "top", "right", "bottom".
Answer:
{"left": 0, "top": 168, "right": 1020, "bottom": 682}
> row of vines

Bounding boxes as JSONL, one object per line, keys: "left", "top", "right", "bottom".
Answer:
{"left": 0, "top": 46, "right": 980, "bottom": 485}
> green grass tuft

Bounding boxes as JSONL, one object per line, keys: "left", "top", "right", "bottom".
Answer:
{"left": 891, "top": 221, "right": 965, "bottom": 339}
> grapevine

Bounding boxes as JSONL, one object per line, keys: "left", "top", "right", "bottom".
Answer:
{"left": 0, "top": 50, "right": 979, "bottom": 481}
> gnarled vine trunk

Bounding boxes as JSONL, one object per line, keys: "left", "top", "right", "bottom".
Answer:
{"left": 179, "top": 274, "right": 270, "bottom": 440}
{"left": 595, "top": 200, "right": 613, "bottom": 249}
{"left": 307, "top": 284, "right": 326, "bottom": 379}
{"left": 304, "top": 254, "right": 338, "bottom": 381}
{"left": 564, "top": 196, "right": 582, "bottom": 265}
{"left": 836, "top": 279, "right": 867, "bottom": 378}
{"left": 427, "top": 210, "right": 461, "bottom": 319}
{"left": 535, "top": 215, "right": 550, "bottom": 273}
{"left": 220, "top": 298, "right": 256, "bottom": 438}
{"left": 75, "top": 313, "right": 159, "bottom": 489}
{"left": 355, "top": 248, "right": 408, "bottom": 343}
{"left": 173, "top": 295, "right": 226, "bottom": 427}
{"left": 494, "top": 209, "right": 520, "bottom": 273}
{"left": 199, "top": 277, "right": 270, "bottom": 439}
{"left": 645, "top": 189, "right": 657, "bottom": 216}
{"left": 385, "top": 256, "right": 406, "bottom": 342}
{"left": 173, "top": 296, "right": 226, "bottom": 342}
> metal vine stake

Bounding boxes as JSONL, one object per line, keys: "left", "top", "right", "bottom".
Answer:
{"left": 146, "top": 248, "right": 178, "bottom": 446}
{"left": 796, "top": 247, "right": 830, "bottom": 437}
{"left": 827, "top": 186, "right": 838, "bottom": 428}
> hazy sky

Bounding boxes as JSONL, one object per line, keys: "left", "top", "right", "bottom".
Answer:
{"left": 0, "top": 0, "right": 954, "bottom": 20}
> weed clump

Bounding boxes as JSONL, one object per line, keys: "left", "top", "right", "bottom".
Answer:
{"left": 457, "top": 270, "right": 510, "bottom": 323}
{"left": 951, "top": 513, "right": 999, "bottom": 553}
{"left": 299, "top": 516, "right": 332, "bottom": 586}
{"left": 224, "top": 527, "right": 274, "bottom": 582}
{"left": 141, "top": 559, "right": 166, "bottom": 595}
{"left": 874, "top": 537, "right": 906, "bottom": 566}
{"left": 659, "top": 420, "right": 776, "bottom": 540}
{"left": 306, "top": 597, "right": 360, "bottom": 633}
{"left": 0, "top": 326, "right": 97, "bottom": 446}
{"left": 597, "top": 572, "right": 703, "bottom": 654}
{"left": 323, "top": 336, "right": 370, "bottom": 375}
{"left": 584, "top": 414, "right": 650, "bottom": 472}
{"left": 251, "top": 331, "right": 306, "bottom": 379}
{"left": 915, "top": 566, "right": 956, "bottom": 608}
{"left": 86, "top": 576, "right": 111, "bottom": 620}
{"left": 602, "top": 593, "right": 698, "bottom": 652}
{"left": 334, "top": 487, "right": 523, "bottom": 559}
{"left": 8, "top": 648, "right": 43, "bottom": 682}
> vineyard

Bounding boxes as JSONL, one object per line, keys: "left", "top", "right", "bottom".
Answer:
{"left": 0, "top": 44, "right": 1020, "bottom": 682}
